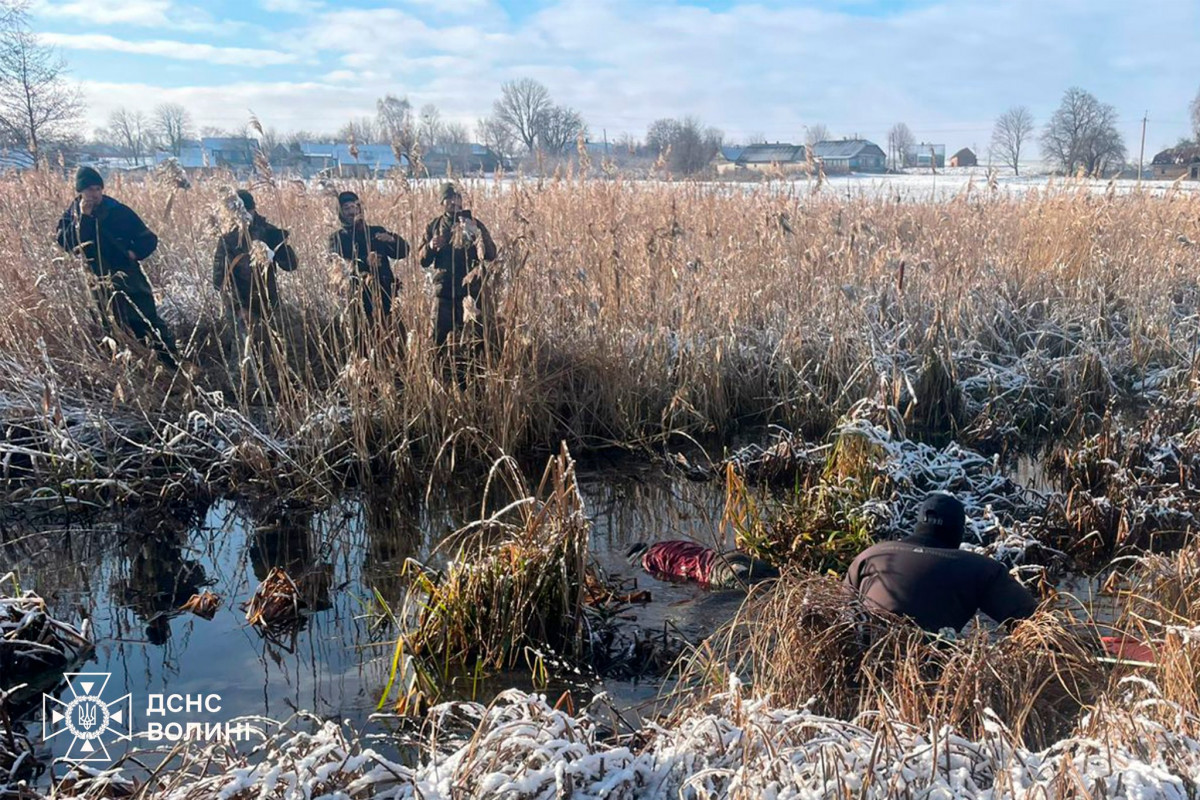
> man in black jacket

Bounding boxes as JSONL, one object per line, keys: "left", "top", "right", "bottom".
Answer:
{"left": 419, "top": 182, "right": 496, "bottom": 346}
{"left": 213, "top": 189, "right": 298, "bottom": 321}
{"left": 845, "top": 492, "right": 1038, "bottom": 633}
{"left": 328, "top": 191, "right": 409, "bottom": 326}
{"left": 55, "top": 166, "right": 178, "bottom": 367}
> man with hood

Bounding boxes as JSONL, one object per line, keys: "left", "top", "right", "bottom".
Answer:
{"left": 419, "top": 182, "right": 497, "bottom": 346}
{"left": 328, "top": 190, "right": 409, "bottom": 325}
{"left": 55, "top": 166, "right": 178, "bottom": 367}
{"left": 844, "top": 492, "right": 1038, "bottom": 632}
{"left": 213, "top": 189, "right": 298, "bottom": 321}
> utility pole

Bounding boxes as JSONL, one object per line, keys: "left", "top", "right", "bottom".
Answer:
{"left": 1137, "top": 111, "right": 1148, "bottom": 189}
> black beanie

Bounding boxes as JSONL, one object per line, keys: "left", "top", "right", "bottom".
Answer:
{"left": 337, "top": 191, "right": 359, "bottom": 206}
{"left": 911, "top": 492, "right": 965, "bottom": 548}
{"left": 75, "top": 166, "right": 103, "bottom": 193}
{"left": 236, "top": 189, "right": 255, "bottom": 212}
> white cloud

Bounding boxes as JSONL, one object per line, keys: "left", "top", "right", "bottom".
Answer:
{"left": 42, "top": 33, "right": 300, "bottom": 67}
{"left": 36, "top": 0, "right": 173, "bottom": 26}
{"left": 258, "top": 0, "right": 323, "bottom": 13}
{"left": 68, "top": 0, "right": 1200, "bottom": 152}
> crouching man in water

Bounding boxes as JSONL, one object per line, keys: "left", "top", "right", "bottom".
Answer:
{"left": 56, "top": 166, "right": 178, "bottom": 368}
{"left": 845, "top": 492, "right": 1038, "bottom": 633}
{"left": 627, "top": 540, "right": 779, "bottom": 590}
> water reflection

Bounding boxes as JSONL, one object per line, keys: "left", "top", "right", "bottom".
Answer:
{"left": 0, "top": 464, "right": 733, "bottom": 762}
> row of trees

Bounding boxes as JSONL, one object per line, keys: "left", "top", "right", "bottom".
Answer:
{"left": 990, "top": 88, "right": 1127, "bottom": 177}
{"left": 0, "top": 1, "right": 1178, "bottom": 181}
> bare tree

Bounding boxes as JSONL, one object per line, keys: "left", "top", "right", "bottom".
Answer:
{"left": 439, "top": 121, "right": 469, "bottom": 146}
{"left": 646, "top": 118, "right": 680, "bottom": 155}
{"left": 108, "top": 107, "right": 154, "bottom": 165}
{"left": 1041, "top": 87, "right": 1126, "bottom": 176}
{"left": 154, "top": 102, "right": 194, "bottom": 157}
{"left": 493, "top": 78, "right": 551, "bottom": 155}
{"left": 376, "top": 93, "right": 417, "bottom": 165}
{"left": 887, "top": 122, "right": 915, "bottom": 169}
{"left": 804, "top": 124, "right": 830, "bottom": 148}
{"left": 477, "top": 115, "right": 516, "bottom": 159}
{"left": 537, "top": 105, "right": 586, "bottom": 154}
{"left": 645, "top": 116, "right": 720, "bottom": 174}
{"left": 336, "top": 116, "right": 379, "bottom": 146}
{"left": 418, "top": 103, "right": 443, "bottom": 151}
{"left": 0, "top": 3, "right": 80, "bottom": 156}
{"left": 990, "top": 106, "right": 1034, "bottom": 176}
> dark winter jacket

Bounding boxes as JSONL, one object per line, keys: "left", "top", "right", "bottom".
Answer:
{"left": 329, "top": 222, "right": 409, "bottom": 318}
{"left": 56, "top": 195, "right": 158, "bottom": 293}
{"left": 845, "top": 534, "right": 1038, "bottom": 632}
{"left": 213, "top": 214, "right": 298, "bottom": 314}
{"left": 419, "top": 211, "right": 496, "bottom": 303}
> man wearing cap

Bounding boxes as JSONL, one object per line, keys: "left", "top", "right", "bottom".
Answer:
{"left": 419, "top": 182, "right": 497, "bottom": 346}
{"left": 55, "top": 166, "right": 178, "bottom": 367}
{"left": 844, "top": 492, "right": 1038, "bottom": 632}
{"left": 328, "top": 191, "right": 409, "bottom": 326}
{"left": 213, "top": 189, "right": 298, "bottom": 320}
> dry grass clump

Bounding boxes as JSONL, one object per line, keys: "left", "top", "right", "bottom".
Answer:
{"left": 395, "top": 446, "right": 589, "bottom": 691}
{"left": 1044, "top": 411, "right": 1200, "bottom": 565}
{"left": 683, "top": 573, "right": 1104, "bottom": 749}
{"left": 0, "top": 173, "right": 1197, "bottom": 497}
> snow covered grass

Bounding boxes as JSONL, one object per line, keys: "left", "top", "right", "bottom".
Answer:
{"left": 30, "top": 679, "right": 1200, "bottom": 800}
{"left": 0, "top": 572, "right": 92, "bottom": 708}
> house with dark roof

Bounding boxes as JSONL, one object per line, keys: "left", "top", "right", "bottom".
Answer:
{"left": 739, "top": 143, "right": 807, "bottom": 173}
{"left": 153, "top": 137, "right": 257, "bottom": 175}
{"left": 420, "top": 143, "right": 508, "bottom": 176}
{"left": 949, "top": 147, "right": 977, "bottom": 168}
{"left": 713, "top": 145, "right": 745, "bottom": 174}
{"left": 1151, "top": 145, "right": 1200, "bottom": 180}
{"left": 810, "top": 139, "right": 886, "bottom": 173}
{"left": 298, "top": 143, "right": 408, "bottom": 178}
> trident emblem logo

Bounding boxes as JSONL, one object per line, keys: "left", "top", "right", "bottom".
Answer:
{"left": 43, "top": 673, "right": 133, "bottom": 764}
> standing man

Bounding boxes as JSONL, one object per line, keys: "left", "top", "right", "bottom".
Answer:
{"left": 328, "top": 191, "right": 409, "bottom": 327}
{"left": 213, "top": 189, "right": 298, "bottom": 322}
{"left": 845, "top": 492, "right": 1038, "bottom": 633}
{"left": 419, "top": 182, "right": 497, "bottom": 346}
{"left": 55, "top": 166, "right": 178, "bottom": 367}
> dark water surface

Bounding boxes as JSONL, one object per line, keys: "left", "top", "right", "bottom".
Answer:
{"left": 1, "top": 461, "right": 738, "bottom": 765}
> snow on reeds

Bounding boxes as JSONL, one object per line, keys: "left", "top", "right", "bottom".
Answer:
{"left": 0, "top": 573, "right": 92, "bottom": 702}
{"left": 32, "top": 682, "right": 1200, "bottom": 800}
{"left": 0, "top": 172, "right": 1198, "bottom": 498}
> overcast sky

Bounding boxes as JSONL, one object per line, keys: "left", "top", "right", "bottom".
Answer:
{"left": 32, "top": 0, "right": 1200, "bottom": 156}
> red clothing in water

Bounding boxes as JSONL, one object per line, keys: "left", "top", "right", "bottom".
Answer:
{"left": 641, "top": 541, "right": 716, "bottom": 583}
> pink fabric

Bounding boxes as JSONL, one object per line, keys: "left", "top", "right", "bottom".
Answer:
{"left": 641, "top": 541, "right": 716, "bottom": 583}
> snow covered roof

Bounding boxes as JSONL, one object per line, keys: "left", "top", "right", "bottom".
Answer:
{"left": 812, "top": 139, "right": 885, "bottom": 160}
{"left": 737, "top": 143, "right": 805, "bottom": 164}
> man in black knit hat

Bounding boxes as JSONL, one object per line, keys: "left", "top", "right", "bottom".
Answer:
{"left": 419, "top": 182, "right": 496, "bottom": 347}
{"left": 328, "top": 190, "right": 409, "bottom": 327}
{"left": 55, "top": 166, "right": 178, "bottom": 367}
{"left": 844, "top": 491, "right": 1037, "bottom": 632}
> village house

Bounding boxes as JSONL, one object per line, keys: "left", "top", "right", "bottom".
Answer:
{"left": 1150, "top": 145, "right": 1200, "bottom": 180}
{"left": 298, "top": 143, "right": 407, "bottom": 178}
{"left": 949, "top": 147, "right": 977, "bottom": 168}
{"left": 721, "top": 143, "right": 807, "bottom": 176}
{"left": 420, "top": 143, "right": 508, "bottom": 176}
{"left": 713, "top": 146, "right": 744, "bottom": 175}
{"left": 810, "top": 139, "right": 886, "bottom": 174}
{"left": 905, "top": 142, "right": 946, "bottom": 169}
